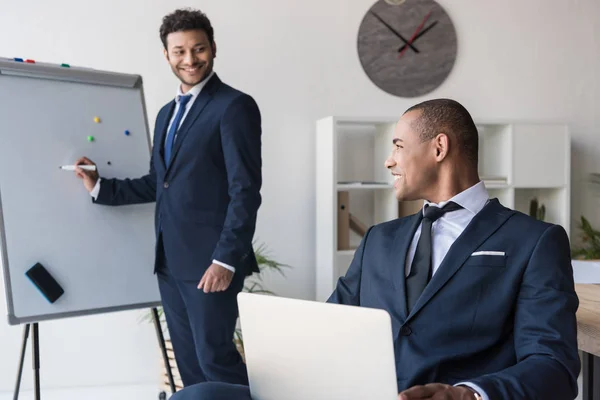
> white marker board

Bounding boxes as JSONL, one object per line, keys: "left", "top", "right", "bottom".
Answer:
{"left": 0, "top": 58, "right": 160, "bottom": 325}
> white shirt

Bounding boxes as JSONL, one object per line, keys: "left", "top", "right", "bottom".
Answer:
{"left": 90, "top": 71, "right": 234, "bottom": 273}
{"left": 405, "top": 180, "right": 489, "bottom": 277}
{"left": 406, "top": 180, "right": 490, "bottom": 400}
{"left": 165, "top": 70, "right": 215, "bottom": 146}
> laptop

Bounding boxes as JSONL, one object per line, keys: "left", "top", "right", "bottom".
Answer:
{"left": 237, "top": 292, "right": 398, "bottom": 400}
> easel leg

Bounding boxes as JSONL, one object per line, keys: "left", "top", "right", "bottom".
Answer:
{"left": 13, "top": 324, "right": 30, "bottom": 400}
{"left": 152, "top": 307, "right": 176, "bottom": 394}
{"left": 32, "top": 323, "right": 40, "bottom": 400}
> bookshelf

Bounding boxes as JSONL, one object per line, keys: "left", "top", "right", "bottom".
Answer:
{"left": 315, "top": 117, "right": 570, "bottom": 301}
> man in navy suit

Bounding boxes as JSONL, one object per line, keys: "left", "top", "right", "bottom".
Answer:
{"left": 169, "top": 99, "right": 580, "bottom": 400}
{"left": 74, "top": 8, "right": 261, "bottom": 387}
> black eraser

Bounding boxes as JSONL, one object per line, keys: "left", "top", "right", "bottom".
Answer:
{"left": 25, "top": 262, "right": 64, "bottom": 303}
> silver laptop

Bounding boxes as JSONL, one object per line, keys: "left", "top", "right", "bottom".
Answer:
{"left": 237, "top": 292, "right": 398, "bottom": 400}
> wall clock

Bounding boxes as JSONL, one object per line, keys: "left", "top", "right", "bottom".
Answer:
{"left": 357, "top": 0, "right": 457, "bottom": 98}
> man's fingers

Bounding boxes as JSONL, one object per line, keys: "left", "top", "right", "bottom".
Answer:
{"left": 198, "top": 272, "right": 207, "bottom": 290}
{"left": 213, "top": 279, "right": 222, "bottom": 292}
{"left": 74, "top": 157, "right": 96, "bottom": 181}
{"left": 75, "top": 157, "right": 93, "bottom": 166}
{"left": 212, "top": 278, "right": 222, "bottom": 292}
{"left": 400, "top": 385, "right": 433, "bottom": 399}
{"left": 201, "top": 277, "right": 209, "bottom": 292}
{"left": 75, "top": 167, "right": 89, "bottom": 178}
{"left": 199, "top": 265, "right": 233, "bottom": 293}
{"left": 431, "top": 392, "right": 452, "bottom": 400}
{"left": 203, "top": 275, "right": 215, "bottom": 293}
{"left": 400, "top": 384, "right": 449, "bottom": 400}
{"left": 210, "top": 276, "right": 228, "bottom": 293}
{"left": 218, "top": 270, "right": 232, "bottom": 292}
{"left": 220, "top": 279, "right": 230, "bottom": 291}
{"left": 223, "top": 279, "right": 231, "bottom": 291}
{"left": 399, "top": 394, "right": 428, "bottom": 400}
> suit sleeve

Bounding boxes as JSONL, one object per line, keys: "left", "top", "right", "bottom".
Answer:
{"left": 327, "top": 226, "right": 373, "bottom": 306}
{"left": 211, "top": 94, "right": 262, "bottom": 271}
{"left": 94, "top": 119, "right": 159, "bottom": 206}
{"left": 468, "top": 225, "right": 581, "bottom": 400}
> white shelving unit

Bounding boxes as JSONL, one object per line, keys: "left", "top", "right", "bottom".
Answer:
{"left": 315, "top": 116, "right": 570, "bottom": 301}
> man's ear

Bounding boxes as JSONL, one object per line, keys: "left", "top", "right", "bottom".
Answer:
{"left": 434, "top": 133, "right": 449, "bottom": 162}
{"left": 163, "top": 48, "right": 169, "bottom": 61}
{"left": 212, "top": 41, "right": 217, "bottom": 58}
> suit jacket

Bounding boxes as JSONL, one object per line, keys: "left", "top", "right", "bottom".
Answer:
{"left": 94, "top": 74, "right": 262, "bottom": 281}
{"left": 328, "top": 198, "right": 580, "bottom": 400}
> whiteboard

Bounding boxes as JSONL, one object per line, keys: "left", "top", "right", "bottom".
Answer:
{"left": 0, "top": 58, "right": 160, "bottom": 325}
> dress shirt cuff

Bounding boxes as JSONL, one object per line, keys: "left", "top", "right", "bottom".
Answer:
{"left": 455, "top": 382, "right": 489, "bottom": 400}
{"left": 90, "top": 178, "right": 101, "bottom": 200}
{"left": 213, "top": 259, "right": 236, "bottom": 273}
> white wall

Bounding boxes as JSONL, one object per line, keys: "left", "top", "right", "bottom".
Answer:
{"left": 0, "top": 0, "right": 598, "bottom": 393}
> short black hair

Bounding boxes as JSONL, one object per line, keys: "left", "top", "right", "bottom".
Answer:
{"left": 404, "top": 98, "right": 479, "bottom": 167}
{"left": 160, "top": 8, "right": 214, "bottom": 49}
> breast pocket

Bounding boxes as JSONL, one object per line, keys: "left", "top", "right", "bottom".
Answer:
{"left": 463, "top": 254, "right": 506, "bottom": 268}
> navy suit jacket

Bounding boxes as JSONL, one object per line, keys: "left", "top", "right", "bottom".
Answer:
{"left": 328, "top": 198, "right": 580, "bottom": 400}
{"left": 95, "top": 74, "right": 261, "bottom": 281}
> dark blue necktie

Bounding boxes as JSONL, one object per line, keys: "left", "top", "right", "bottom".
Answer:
{"left": 164, "top": 94, "right": 192, "bottom": 167}
{"left": 405, "top": 201, "right": 463, "bottom": 312}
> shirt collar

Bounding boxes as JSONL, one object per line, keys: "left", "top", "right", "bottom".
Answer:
{"left": 175, "top": 70, "right": 215, "bottom": 103}
{"left": 423, "top": 180, "right": 489, "bottom": 215}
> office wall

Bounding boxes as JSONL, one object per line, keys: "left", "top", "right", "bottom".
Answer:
{"left": 0, "top": 0, "right": 597, "bottom": 392}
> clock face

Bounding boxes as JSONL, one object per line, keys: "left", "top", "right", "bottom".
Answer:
{"left": 357, "top": 0, "right": 457, "bottom": 98}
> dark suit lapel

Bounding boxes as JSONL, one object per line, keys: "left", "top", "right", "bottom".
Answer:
{"left": 392, "top": 211, "right": 423, "bottom": 320}
{"left": 155, "top": 101, "right": 175, "bottom": 172}
{"left": 165, "top": 74, "right": 221, "bottom": 176}
{"left": 406, "top": 199, "right": 515, "bottom": 322}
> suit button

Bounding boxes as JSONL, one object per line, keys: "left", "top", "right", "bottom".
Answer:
{"left": 163, "top": 182, "right": 169, "bottom": 188}
{"left": 400, "top": 326, "right": 412, "bottom": 336}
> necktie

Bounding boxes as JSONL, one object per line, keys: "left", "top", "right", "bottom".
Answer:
{"left": 405, "top": 201, "right": 463, "bottom": 312}
{"left": 164, "top": 94, "right": 192, "bottom": 167}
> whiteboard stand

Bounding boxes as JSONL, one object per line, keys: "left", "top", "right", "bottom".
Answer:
{"left": 12, "top": 323, "right": 40, "bottom": 400}
{"left": 12, "top": 323, "right": 39, "bottom": 400}
{"left": 0, "top": 59, "right": 170, "bottom": 398}
{"left": 12, "top": 308, "right": 176, "bottom": 399}
{"left": 152, "top": 307, "right": 177, "bottom": 395}
{"left": 13, "top": 324, "right": 29, "bottom": 399}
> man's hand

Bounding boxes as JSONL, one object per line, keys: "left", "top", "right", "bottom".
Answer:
{"left": 74, "top": 157, "right": 99, "bottom": 193}
{"left": 399, "top": 383, "right": 477, "bottom": 400}
{"left": 198, "top": 264, "right": 234, "bottom": 293}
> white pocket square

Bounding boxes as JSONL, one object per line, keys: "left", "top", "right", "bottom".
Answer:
{"left": 471, "top": 251, "right": 505, "bottom": 256}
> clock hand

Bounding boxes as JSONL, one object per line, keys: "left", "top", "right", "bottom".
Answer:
{"left": 398, "top": 10, "right": 432, "bottom": 58}
{"left": 369, "top": 11, "right": 419, "bottom": 54}
{"left": 397, "top": 21, "right": 438, "bottom": 52}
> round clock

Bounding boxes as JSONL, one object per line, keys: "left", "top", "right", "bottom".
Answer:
{"left": 357, "top": 0, "right": 457, "bottom": 98}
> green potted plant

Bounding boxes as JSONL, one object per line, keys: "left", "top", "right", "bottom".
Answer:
{"left": 571, "top": 216, "right": 600, "bottom": 260}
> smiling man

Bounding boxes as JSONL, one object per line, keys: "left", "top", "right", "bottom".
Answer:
{"left": 169, "top": 99, "right": 579, "bottom": 400}
{"left": 73, "top": 8, "right": 262, "bottom": 387}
